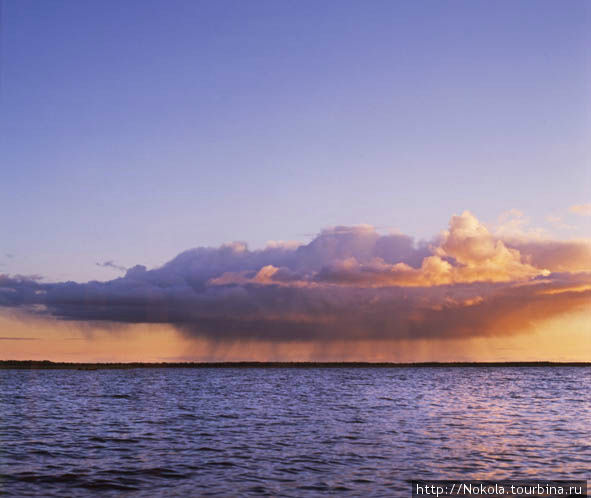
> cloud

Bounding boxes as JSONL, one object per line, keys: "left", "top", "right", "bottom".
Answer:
{"left": 96, "top": 260, "right": 127, "bottom": 272}
{"left": 545, "top": 215, "right": 576, "bottom": 231}
{"left": 0, "top": 337, "right": 40, "bottom": 340}
{"left": 504, "top": 239, "right": 591, "bottom": 273}
{"left": 311, "top": 212, "right": 546, "bottom": 287}
{"left": 1, "top": 212, "right": 589, "bottom": 344}
{"left": 569, "top": 203, "right": 591, "bottom": 216}
{"left": 494, "top": 209, "right": 547, "bottom": 240}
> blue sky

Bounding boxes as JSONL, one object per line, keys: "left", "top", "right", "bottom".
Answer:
{"left": 2, "top": 0, "right": 590, "bottom": 282}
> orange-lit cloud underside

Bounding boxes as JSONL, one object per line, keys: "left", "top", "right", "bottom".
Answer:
{"left": 1, "top": 211, "right": 590, "bottom": 361}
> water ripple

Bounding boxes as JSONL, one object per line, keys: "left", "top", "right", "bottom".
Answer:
{"left": 0, "top": 367, "right": 589, "bottom": 496}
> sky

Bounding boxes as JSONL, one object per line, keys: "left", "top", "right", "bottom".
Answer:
{"left": 1, "top": 0, "right": 590, "bottom": 362}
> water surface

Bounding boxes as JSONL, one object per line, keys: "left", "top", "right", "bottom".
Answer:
{"left": 1, "top": 367, "right": 589, "bottom": 496}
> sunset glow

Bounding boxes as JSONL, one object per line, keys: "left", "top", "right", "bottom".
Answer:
{"left": 2, "top": 211, "right": 589, "bottom": 362}
{"left": 2, "top": 2, "right": 590, "bottom": 497}
{"left": 1, "top": 0, "right": 589, "bottom": 363}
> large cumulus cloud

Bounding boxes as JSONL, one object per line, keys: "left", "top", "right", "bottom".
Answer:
{"left": 1, "top": 212, "right": 590, "bottom": 342}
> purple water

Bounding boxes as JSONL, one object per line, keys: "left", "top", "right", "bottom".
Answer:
{"left": 1, "top": 367, "right": 589, "bottom": 496}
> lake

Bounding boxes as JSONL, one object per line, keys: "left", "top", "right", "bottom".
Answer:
{"left": 1, "top": 367, "right": 589, "bottom": 496}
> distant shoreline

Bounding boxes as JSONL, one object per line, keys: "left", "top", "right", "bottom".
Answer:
{"left": 1, "top": 360, "right": 590, "bottom": 370}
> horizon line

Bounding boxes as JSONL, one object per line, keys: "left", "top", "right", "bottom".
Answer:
{"left": 1, "top": 360, "right": 590, "bottom": 370}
